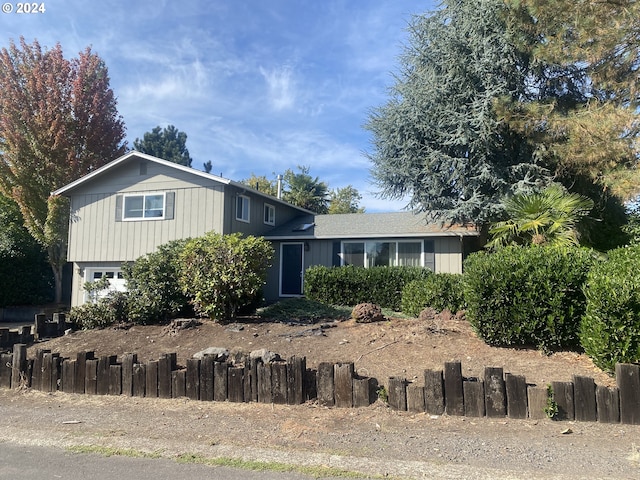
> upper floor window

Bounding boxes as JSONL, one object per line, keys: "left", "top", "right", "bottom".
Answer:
{"left": 264, "top": 203, "right": 275, "bottom": 226}
{"left": 123, "top": 193, "right": 165, "bottom": 220}
{"left": 236, "top": 195, "right": 250, "bottom": 223}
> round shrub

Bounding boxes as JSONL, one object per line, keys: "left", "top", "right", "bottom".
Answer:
{"left": 463, "top": 246, "right": 598, "bottom": 352}
{"left": 70, "top": 291, "right": 128, "bottom": 329}
{"left": 401, "top": 273, "right": 465, "bottom": 317}
{"left": 580, "top": 246, "right": 640, "bottom": 373}
{"left": 179, "top": 232, "right": 273, "bottom": 321}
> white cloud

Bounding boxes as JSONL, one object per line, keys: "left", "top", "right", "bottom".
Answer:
{"left": 259, "top": 65, "right": 296, "bottom": 111}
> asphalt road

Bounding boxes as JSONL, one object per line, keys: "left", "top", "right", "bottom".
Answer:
{"left": 0, "top": 443, "right": 346, "bottom": 480}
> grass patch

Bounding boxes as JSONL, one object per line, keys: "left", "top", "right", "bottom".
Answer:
{"left": 175, "top": 453, "right": 385, "bottom": 478}
{"left": 257, "top": 298, "right": 351, "bottom": 323}
{"left": 67, "top": 445, "right": 162, "bottom": 458}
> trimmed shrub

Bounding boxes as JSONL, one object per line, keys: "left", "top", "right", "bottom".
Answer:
{"left": 463, "top": 246, "right": 598, "bottom": 352}
{"left": 179, "top": 232, "right": 273, "bottom": 321}
{"left": 401, "top": 273, "right": 465, "bottom": 317}
{"left": 122, "top": 239, "right": 191, "bottom": 325}
{"left": 580, "top": 246, "right": 640, "bottom": 373}
{"left": 304, "top": 265, "right": 432, "bottom": 310}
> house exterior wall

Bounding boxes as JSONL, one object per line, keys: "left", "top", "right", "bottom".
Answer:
{"left": 263, "top": 236, "right": 468, "bottom": 302}
{"left": 63, "top": 156, "right": 311, "bottom": 307}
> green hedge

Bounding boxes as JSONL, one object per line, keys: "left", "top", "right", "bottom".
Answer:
{"left": 401, "top": 273, "right": 465, "bottom": 317}
{"left": 463, "top": 246, "right": 598, "bottom": 352}
{"left": 580, "top": 246, "right": 640, "bottom": 373}
{"left": 304, "top": 265, "right": 432, "bottom": 310}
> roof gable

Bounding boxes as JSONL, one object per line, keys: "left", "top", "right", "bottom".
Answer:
{"left": 52, "top": 151, "right": 231, "bottom": 195}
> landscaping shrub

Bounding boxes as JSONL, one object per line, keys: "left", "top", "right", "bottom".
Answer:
{"left": 401, "top": 273, "right": 465, "bottom": 317}
{"left": 70, "top": 291, "right": 129, "bottom": 329}
{"left": 580, "top": 246, "right": 640, "bottom": 373}
{"left": 179, "top": 232, "right": 273, "bottom": 321}
{"left": 463, "top": 246, "right": 598, "bottom": 352}
{"left": 122, "top": 239, "right": 191, "bottom": 324}
{"left": 304, "top": 265, "right": 431, "bottom": 310}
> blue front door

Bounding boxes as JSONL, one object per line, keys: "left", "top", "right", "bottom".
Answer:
{"left": 281, "top": 243, "right": 304, "bottom": 296}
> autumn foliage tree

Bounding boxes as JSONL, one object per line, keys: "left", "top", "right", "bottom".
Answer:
{"left": 0, "top": 38, "right": 126, "bottom": 303}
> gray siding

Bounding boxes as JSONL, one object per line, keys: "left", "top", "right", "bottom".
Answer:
{"left": 68, "top": 185, "right": 225, "bottom": 262}
{"left": 264, "top": 236, "right": 466, "bottom": 303}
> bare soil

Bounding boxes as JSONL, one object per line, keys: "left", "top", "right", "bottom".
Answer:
{"left": 27, "top": 314, "right": 615, "bottom": 388}
{"left": 4, "top": 315, "right": 639, "bottom": 479}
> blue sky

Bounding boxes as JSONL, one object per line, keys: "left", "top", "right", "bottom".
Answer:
{"left": 1, "top": 0, "right": 436, "bottom": 211}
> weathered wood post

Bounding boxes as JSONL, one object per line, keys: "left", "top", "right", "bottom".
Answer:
{"left": 463, "top": 379, "right": 485, "bottom": 417}
{"left": 257, "top": 361, "right": 272, "bottom": 403}
{"left": 316, "top": 362, "right": 334, "bottom": 407}
{"left": 505, "top": 373, "right": 527, "bottom": 419}
{"left": 484, "top": 367, "right": 506, "bottom": 417}
{"left": 286, "top": 356, "right": 305, "bottom": 405}
{"left": 527, "top": 386, "right": 548, "bottom": 420}
{"left": 551, "top": 381, "right": 574, "bottom": 420}
{"left": 444, "top": 361, "right": 464, "bottom": 415}
{"left": 424, "top": 369, "right": 445, "bottom": 415}
{"left": 145, "top": 360, "right": 159, "bottom": 398}
{"left": 271, "top": 362, "right": 287, "bottom": 404}
{"left": 616, "top": 363, "right": 640, "bottom": 425}
{"left": 228, "top": 366, "right": 244, "bottom": 402}
{"left": 387, "top": 376, "right": 407, "bottom": 411}
{"left": 596, "top": 386, "right": 620, "bottom": 424}
{"left": 406, "top": 383, "right": 425, "bottom": 413}
{"left": 573, "top": 375, "right": 597, "bottom": 422}
{"left": 0, "top": 352, "right": 12, "bottom": 388}
{"left": 334, "top": 363, "right": 354, "bottom": 408}
{"left": 200, "top": 356, "right": 214, "bottom": 402}
{"left": 121, "top": 353, "right": 137, "bottom": 397}
{"left": 186, "top": 358, "right": 200, "bottom": 400}
{"left": 11, "top": 344, "right": 27, "bottom": 389}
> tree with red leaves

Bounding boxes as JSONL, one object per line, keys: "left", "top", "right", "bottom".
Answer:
{"left": 0, "top": 37, "right": 127, "bottom": 304}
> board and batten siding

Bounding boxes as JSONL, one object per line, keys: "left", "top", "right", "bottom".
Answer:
{"left": 67, "top": 185, "right": 225, "bottom": 262}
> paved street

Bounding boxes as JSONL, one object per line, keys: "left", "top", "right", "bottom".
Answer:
{"left": 0, "top": 443, "right": 346, "bottom": 480}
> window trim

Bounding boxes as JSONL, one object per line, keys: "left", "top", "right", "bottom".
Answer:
{"left": 236, "top": 194, "right": 250, "bottom": 223}
{"left": 340, "top": 239, "right": 428, "bottom": 269}
{"left": 122, "top": 192, "right": 166, "bottom": 221}
{"left": 263, "top": 203, "right": 276, "bottom": 226}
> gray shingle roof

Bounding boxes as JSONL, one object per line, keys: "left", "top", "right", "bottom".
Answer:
{"left": 264, "top": 211, "right": 478, "bottom": 239}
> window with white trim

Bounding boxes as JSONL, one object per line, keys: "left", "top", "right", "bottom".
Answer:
{"left": 123, "top": 193, "right": 165, "bottom": 220}
{"left": 342, "top": 240, "right": 425, "bottom": 268}
{"left": 236, "top": 195, "right": 250, "bottom": 222}
{"left": 264, "top": 203, "right": 275, "bottom": 225}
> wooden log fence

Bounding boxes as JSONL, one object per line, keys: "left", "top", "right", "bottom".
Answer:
{"left": 1, "top": 344, "right": 640, "bottom": 425}
{"left": 386, "top": 361, "right": 640, "bottom": 425}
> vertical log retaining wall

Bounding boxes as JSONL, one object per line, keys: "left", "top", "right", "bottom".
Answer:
{"left": 1, "top": 345, "right": 639, "bottom": 425}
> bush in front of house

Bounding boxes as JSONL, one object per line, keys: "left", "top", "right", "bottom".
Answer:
{"left": 70, "top": 290, "right": 129, "bottom": 329}
{"left": 580, "top": 245, "right": 640, "bottom": 373}
{"left": 463, "top": 246, "right": 598, "bottom": 353}
{"left": 401, "top": 273, "right": 466, "bottom": 317}
{"left": 178, "top": 232, "right": 274, "bottom": 321}
{"left": 122, "top": 239, "right": 191, "bottom": 325}
{"left": 304, "top": 265, "right": 431, "bottom": 310}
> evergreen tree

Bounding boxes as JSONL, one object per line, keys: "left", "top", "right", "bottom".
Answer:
{"left": 366, "top": 0, "right": 545, "bottom": 225}
{"left": 134, "top": 125, "right": 193, "bottom": 167}
{"left": 500, "top": 0, "right": 640, "bottom": 202}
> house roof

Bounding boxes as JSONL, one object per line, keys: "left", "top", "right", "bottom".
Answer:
{"left": 264, "top": 211, "right": 479, "bottom": 240}
{"left": 51, "top": 151, "right": 313, "bottom": 213}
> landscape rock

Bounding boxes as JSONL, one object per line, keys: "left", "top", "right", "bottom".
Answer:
{"left": 193, "top": 347, "right": 229, "bottom": 361}
{"left": 249, "top": 348, "right": 281, "bottom": 363}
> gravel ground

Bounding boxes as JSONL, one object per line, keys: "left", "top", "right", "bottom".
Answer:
{"left": 1, "top": 388, "right": 639, "bottom": 479}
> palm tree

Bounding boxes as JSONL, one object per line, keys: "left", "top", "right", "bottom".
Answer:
{"left": 487, "top": 184, "right": 594, "bottom": 249}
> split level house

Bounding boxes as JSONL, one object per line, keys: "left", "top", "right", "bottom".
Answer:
{"left": 53, "top": 151, "right": 480, "bottom": 308}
